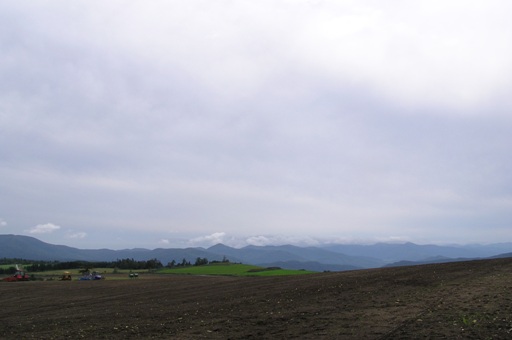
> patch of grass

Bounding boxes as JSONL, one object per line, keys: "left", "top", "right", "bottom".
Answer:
{"left": 0, "top": 264, "right": 17, "bottom": 269}
{"left": 457, "top": 312, "right": 494, "bottom": 330}
{"left": 461, "top": 314, "right": 479, "bottom": 327}
{"left": 157, "top": 263, "right": 315, "bottom": 276}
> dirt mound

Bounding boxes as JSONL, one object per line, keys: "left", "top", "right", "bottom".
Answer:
{"left": 1, "top": 258, "right": 512, "bottom": 339}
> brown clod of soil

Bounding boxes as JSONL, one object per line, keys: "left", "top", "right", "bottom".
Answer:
{"left": 1, "top": 257, "right": 512, "bottom": 339}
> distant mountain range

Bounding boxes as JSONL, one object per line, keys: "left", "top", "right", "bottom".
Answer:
{"left": 1, "top": 234, "right": 511, "bottom": 272}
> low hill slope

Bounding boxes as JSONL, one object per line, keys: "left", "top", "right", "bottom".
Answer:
{"left": 1, "top": 257, "right": 511, "bottom": 338}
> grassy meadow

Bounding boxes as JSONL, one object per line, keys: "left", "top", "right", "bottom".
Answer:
{"left": 157, "top": 263, "right": 315, "bottom": 276}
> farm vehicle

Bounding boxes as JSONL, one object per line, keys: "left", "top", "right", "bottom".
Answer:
{"left": 60, "top": 272, "right": 72, "bottom": 281}
{"left": 2, "top": 265, "right": 30, "bottom": 282}
{"left": 79, "top": 271, "right": 105, "bottom": 280}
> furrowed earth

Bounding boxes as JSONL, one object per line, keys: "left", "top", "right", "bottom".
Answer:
{"left": 1, "top": 258, "right": 512, "bottom": 339}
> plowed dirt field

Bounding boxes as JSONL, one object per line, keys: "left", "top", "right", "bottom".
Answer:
{"left": 1, "top": 258, "right": 512, "bottom": 339}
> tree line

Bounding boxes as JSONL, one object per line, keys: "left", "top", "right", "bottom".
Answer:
{"left": 167, "top": 256, "right": 230, "bottom": 268}
{"left": 0, "top": 258, "right": 164, "bottom": 273}
{"left": 0, "top": 256, "right": 230, "bottom": 274}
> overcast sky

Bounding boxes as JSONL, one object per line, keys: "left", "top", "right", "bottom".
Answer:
{"left": 1, "top": 1, "right": 512, "bottom": 249}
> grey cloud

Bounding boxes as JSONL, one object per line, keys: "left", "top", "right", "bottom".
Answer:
{"left": 1, "top": 1, "right": 512, "bottom": 248}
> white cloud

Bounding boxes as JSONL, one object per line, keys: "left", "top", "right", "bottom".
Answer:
{"left": 190, "top": 233, "right": 408, "bottom": 248}
{"left": 27, "top": 223, "right": 61, "bottom": 234}
{"left": 188, "top": 232, "right": 227, "bottom": 247}
{"left": 245, "top": 235, "right": 271, "bottom": 246}
{"left": 0, "top": 218, "right": 6, "bottom": 227}
{"left": 66, "top": 231, "right": 87, "bottom": 239}
{"left": 245, "top": 235, "right": 322, "bottom": 247}
{"left": 159, "top": 239, "right": 170, "bottom": 245}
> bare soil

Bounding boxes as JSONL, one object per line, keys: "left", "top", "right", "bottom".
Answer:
{"left": 1, "top": 258, "right": 512, "bottom": 339}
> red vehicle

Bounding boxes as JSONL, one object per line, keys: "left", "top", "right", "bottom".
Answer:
{"left": 2, "top": 265, "right": 30, "bottom": 282}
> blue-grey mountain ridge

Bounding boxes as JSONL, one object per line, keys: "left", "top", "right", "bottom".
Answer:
{"left": 1, "top": 234, "right": 511, "bottom": 271}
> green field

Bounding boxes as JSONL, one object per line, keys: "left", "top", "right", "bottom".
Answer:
{"left": 3, "top": 264, "right": 315, "bottom": 279}
{"left": 157, "top": 263, "right": 315, "bottom": 276}
{"left": 0, "top": 263, "right": 29, "bottom": 270}
{"left": 0, "top": 264, "right": 17, "bottom": 269}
